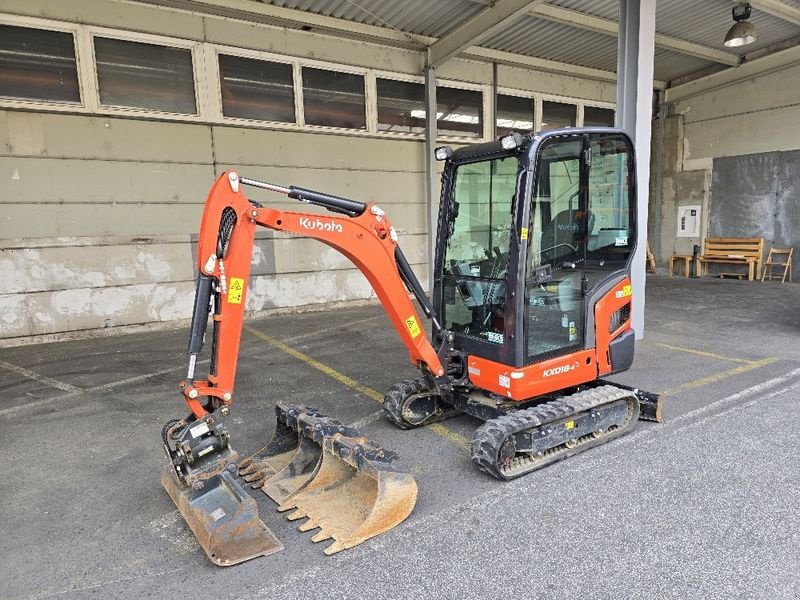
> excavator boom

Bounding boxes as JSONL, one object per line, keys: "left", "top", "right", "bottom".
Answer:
{"left": 162, "top": 171, "right": 439, "bottom": 565}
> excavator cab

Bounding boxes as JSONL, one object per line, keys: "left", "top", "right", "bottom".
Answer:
{"left": 434, "top": 129, "right": 636, "bottom": 380}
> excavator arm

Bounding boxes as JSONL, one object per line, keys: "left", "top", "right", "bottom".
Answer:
{"left": 181, "top": 170, "right": 445, "bottom": 419}
{"left": 162, "top": 170, "right": 436, "bottom": 565}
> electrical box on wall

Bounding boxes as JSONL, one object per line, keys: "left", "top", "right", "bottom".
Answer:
{"left": 677, "top": 205, "right": 701, "bottom": 237}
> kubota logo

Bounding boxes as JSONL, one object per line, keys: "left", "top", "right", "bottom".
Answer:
{"left": 299, "top": 217, "right": 343, "bottom": 233}
{"left": 543, "top": 362, "right": 579, "bottom": 377}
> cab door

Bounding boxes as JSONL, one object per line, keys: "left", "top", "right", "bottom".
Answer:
{"left": 523, "top": 134, "right": 589, "bottom": 363}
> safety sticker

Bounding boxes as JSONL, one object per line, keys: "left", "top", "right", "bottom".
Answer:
{"left": 565, "top": 420, "right": 575, "bottom": 430}
{"left": 209, "top": 508, "right": 227, "bottom": 522}
{"left": 189, "top": 422, "right": 209, "bottom": 438}
{"left": 520, "top": 227, "right": 529, "bottom": 240}
{"left": 228, "top": 277, "right": 245, "bottom": 304}
{"left": 405, "top": 315, "right": 422, "bottom": 338}
{"left": 615, "top": 284, "right": 632, "bottom": 299}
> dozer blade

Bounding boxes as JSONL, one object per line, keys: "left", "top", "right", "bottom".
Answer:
{"left": 241, "top": 401, "right": 418, "bottom": 555}
{"left": 161, "top": 458, "right": 283, "bottom": 566}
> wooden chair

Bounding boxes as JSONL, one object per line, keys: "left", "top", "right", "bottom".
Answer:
{"left": 761, "top": 247, "right": 793, "bottom": 283}
{"left": 646, "top": 242, "right": 656, "bottom": 274}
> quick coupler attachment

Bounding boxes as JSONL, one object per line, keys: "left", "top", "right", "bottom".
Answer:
{"left": 239, "top": 401, "right": 418, "bottom": 555}
{"left": 161, "top": 414, "right": 282, "bottom": 566}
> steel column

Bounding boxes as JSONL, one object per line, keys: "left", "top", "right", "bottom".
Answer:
{"left": 424, "top": 66, "right": 438, "bottom": 287}
{"left": 616, "top": 0, "right": 656, "bottom": 339}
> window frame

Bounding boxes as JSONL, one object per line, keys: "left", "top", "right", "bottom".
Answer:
{"left": 0, "top": 15, "right": 85, "bottom": 111}
{"left": 87, "top": 26, "right": 203, "bottom": 119}
{"left": 212, "top": 45, "right": 299, "bottom": 127}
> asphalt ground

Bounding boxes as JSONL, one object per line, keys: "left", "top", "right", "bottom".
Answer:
{"left": 1, "top": 275, "right": 799, "bottom": 599}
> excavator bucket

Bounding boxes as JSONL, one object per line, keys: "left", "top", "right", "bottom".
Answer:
{"left": 161, "top": 452, "right": 283, "bottom": 566}
{"left": 239, "top": 401, "right": 418, "bottom": 555}
{"left": 278, "top": 433, "right": 418, "bottom": 555}
{"left": 163, "top": 402, "right": 417, "bottom": 565}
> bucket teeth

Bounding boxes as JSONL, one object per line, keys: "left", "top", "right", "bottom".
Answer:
{"left": 238, "top": 401, "right": 417, "bottom": 555}
{"left": 311, "top": 531, "right": 332, "bottom": 543}
{"left": 298, "top": 519, "right": 318, "bottom": 532}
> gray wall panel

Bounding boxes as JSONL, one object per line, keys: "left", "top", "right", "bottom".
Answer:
{"left": 711, "top": 150, "right": 800, "bottom": 260}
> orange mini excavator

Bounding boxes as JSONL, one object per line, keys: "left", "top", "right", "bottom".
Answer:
{"left": 161, "top": 128, "right": 662, "bottom": 566}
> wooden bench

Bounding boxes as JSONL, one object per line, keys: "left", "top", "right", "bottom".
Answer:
{"left": 697, "top": 237, "right": 764, "bottom": 281}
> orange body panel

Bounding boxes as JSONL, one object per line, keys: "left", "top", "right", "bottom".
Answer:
{"left": 467, "top": 349, "right": 598, "bottom": 400}
{"left": 594, "top": 276, "right": 633, "bottom": 376}
{"left": 466, "top": 275, "right": 632, "bottom": 401}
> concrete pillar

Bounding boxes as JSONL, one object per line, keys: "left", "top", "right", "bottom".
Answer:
{"left": 616, "top": 0, "right": 656, "bottom": 339}
{"left": 424, "top": 66, "right": 438, "bottom": 287}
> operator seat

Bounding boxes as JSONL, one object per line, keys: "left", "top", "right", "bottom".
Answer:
{"left": 540, "top": 209, "right": 595, "bottom": 264}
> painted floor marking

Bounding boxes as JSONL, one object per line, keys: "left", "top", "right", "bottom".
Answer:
{"left": 0, "top": 359, "right": 83, "bottom": 393}
{"left": 244, "top": 325, "right": 471, "bottom": 449}
{"left": 654, "top": 342, "right": 759, "bottom": 365}
{"left": 660, "top": 357, "right": 778, "bottom": 397}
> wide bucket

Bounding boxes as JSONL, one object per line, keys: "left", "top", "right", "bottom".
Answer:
{"left": 241, "top": 402, "right": 418, "bottom": 554}
{"left": 278, "top": 438, "right": 418, "bottom": 555}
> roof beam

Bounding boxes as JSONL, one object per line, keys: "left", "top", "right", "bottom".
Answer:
{"left": 749, "top": 0, "right": 800, "bottom": 26}
{"left": 465, "top": 46, "right": 666, "bottom": 89}
{"left": 532, "top": 4, "right": 742, "bottom": 66}
{"left": 427, "top": 0, "right": 546, "bottom": 68}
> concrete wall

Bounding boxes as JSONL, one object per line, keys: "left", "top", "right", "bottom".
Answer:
{"left": 0, "top": 0, "right": 615, "bottom": 342}
{"left": 651, "top": 47, "right": 800, "bottom": 267}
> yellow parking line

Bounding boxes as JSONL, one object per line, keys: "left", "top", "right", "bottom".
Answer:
{"left": 654, "top": 343, "right": 757, "bottom": 365}
{"left": 660, "top": 357, "right": 778, "bottom": 397}
{"left": 244, "top": 325, "right": 471, "bottom": 449}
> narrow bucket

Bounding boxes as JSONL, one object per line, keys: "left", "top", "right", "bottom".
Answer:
{"left": 161, "top": 464, "right": 283, "bottom": 566}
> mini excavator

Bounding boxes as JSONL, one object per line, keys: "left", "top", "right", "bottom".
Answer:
{"left": 161, "top": 127, "right": 662, "bottom": 566}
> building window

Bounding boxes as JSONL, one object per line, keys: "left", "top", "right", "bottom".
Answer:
{"left": 218, "top": 54, "right": 295, "bottom": 123}
{"left": 302, "top": 66, "right": 365, "bottom": 129}
{"left": 93, "top": 37, "right": 197, "bottom": 114}
{"left": 583, "top": 106, "right": 615, "bottom": 127}
{"left": 437, "top": 86, "right": 482, "bottom": 137}
{"left": 376, "top": 78, "right": 425, "bottom": 134}
{"left": 0, "top": 24, "right": 80, "bottom": 103}
{"left": 496, "top": 94, "right": 534, "bottom": 136}
{"left": 541, "top": 100, "right": 576, "bottom": 131}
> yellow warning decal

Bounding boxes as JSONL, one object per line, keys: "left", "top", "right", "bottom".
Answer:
{"left": 405, "top": 315, "right": 422, "bottom": 339}
{"left": 565, "top": 420, "right": 575, "bottom": 430}
{"left": 228, "top": 277, "right": 245, "bottom": 304}
{"left": 520, "top": 227, "right": 529, "bottom": 240}
{"left": 623, "top": 284, "right": 632, "bottom": 297}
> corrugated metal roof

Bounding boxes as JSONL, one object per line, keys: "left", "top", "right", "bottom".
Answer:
{"left": 488, "top": 15, "right": 619, "bottom": 72}
{"left": 265, "top": 0, "right": 484, "bottom": 38}
{"left": 251, "top": 0, "right": 800, "bottom": 83}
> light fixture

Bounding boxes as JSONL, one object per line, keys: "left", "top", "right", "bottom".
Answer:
{"left": 434, "top": 146, "right": 453, "bottom": 161}
{"left": 500, "top": 132, "right": 524, "bottom": 150}
{"left": 724, "top": 3, "right": 758, "bottom": 48}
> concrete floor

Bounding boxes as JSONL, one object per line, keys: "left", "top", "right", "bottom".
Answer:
{"left": 2, "top": 275, "right": 799, "bottom": 600}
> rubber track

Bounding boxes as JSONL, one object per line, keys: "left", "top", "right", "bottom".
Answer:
{"left": 383, "top": 378, "right": 459, "bottom": 430}
{"left": 471, "top": 384, "right": 639, "bottom": 480}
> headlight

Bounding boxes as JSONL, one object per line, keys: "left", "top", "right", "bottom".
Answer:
{"left": 434, "top": 146, "right": 453, "bottom": 161}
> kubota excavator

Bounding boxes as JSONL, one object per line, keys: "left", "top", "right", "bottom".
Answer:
{"left": 161, "top": 127, "right": 662, "bottom": 566}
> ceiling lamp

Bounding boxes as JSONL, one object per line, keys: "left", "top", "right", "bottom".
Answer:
{"left": 724, "top": 3, "right": 758, "bottom": 47}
